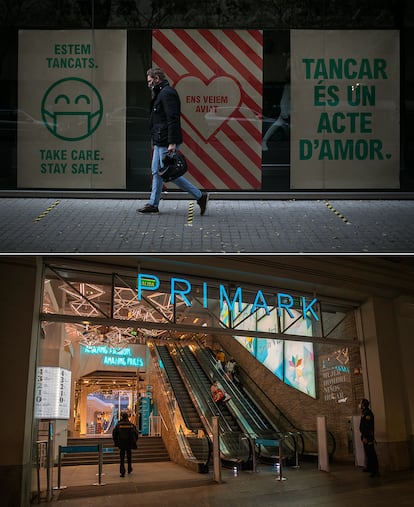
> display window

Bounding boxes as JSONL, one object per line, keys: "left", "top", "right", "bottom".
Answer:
{"left": 1, "top": 24, "right": 410, "bottom": 191}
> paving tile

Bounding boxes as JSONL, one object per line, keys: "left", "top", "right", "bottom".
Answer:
{"left": 1, "top": 198, "right": 414, "bottom": 253}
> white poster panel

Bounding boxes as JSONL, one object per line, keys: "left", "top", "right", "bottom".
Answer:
{"left": 34, "top": 367, "right": 71, "bottom": 419}
{"left": 18, "top": 30, "right": 126, "bottom": 188}
{"left": 317, "top": 415, "right": 330, "bottom": 472}
{"left": 291, "top": 30, "right": 400, "bottom": 189}
{"left": 352, "top": 415, "right": 366, "bottom": 467}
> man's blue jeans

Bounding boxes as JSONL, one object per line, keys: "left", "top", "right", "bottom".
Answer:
{"left": 149, "top": 145, "right": 202, "bottom": 207}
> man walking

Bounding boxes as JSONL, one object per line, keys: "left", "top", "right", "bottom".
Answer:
{"left": 112, "top": 412, "right": 139, "bottom": 477}
{"left": 138, "top": 67, "right": 208, "bottom": 215}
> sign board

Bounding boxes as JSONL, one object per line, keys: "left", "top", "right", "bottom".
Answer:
{"left": 18, "top": 30, "right": 126, "bottom": 188}
{"left": 140, "top": 397, "right": 151, "bottom": 435}
{"left": 152, "top": 29, "right": 263, "bottom": 190}
{"left": 319, "top": 347, "right": 351, "bottom": 403}
{"left": 80, "top": 344, "right": 145, "bottom": 368}
{"left": 34, "top": 366, "right": 71, "bottom": 419}
{"left": 291, "top": 30, "right": 400, "bottom": 188}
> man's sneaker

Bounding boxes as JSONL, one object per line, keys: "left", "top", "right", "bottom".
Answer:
{"left": 197, "top": 193, "right": 209, "bottom": 215}
{"left": 137, "top": 204, "right": 159, "bottom": 213}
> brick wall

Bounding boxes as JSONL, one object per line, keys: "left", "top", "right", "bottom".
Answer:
{"left": 216, "top": 335, "right": 364, "bottom": 461}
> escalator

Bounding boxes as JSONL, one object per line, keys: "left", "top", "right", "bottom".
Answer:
{"left": 154, "top": 342, "right": 335, "bottom": 469}
{"left": 175, "top": 345, "right": 241, "bottom": 435}
{"left": 190, "top": 344, "right": 297, "bottom": 463}
{"left": 155, "top": 343, "right": 253, "bottom": 468}
{"left": 156, "top": 345, "right": 204, "bottom": 432}
{"left": 155, "top": 344, "right": 211, "bottom": 469}
{"left": 166, "top": 342, "right": 300, "bottom": 467}
{"left": 170, "top": 343, "right": 252, "bottom": 468}
{"left": 195, "top": 343, "right": 336, "bottom": 461}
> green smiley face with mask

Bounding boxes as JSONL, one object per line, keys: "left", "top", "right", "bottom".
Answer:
{"left": 41, "top": 77, "right": 103, "bottom": 141}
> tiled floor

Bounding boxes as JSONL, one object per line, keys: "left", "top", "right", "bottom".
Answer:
{"left": 36, "top": 459, "right": 414, "bottom": 506}
{"left": 2, "top": 197, "right": 414, "bottom": 253}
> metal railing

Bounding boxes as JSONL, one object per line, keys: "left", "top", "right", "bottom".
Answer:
{"left": 35, "top": 440, "right": 48, "bottom": 503}
{"left": 55, "top": 444, "right": 105, "bottom": 489}
{"left": 149, "top": 414, "right": 161, "bottom": 436}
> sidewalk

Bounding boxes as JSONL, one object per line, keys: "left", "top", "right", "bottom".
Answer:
{"left": 1, "top": 197, "right": 414, "bottom": 253}
{"left": 36, "top": 460, "right": 414, "bottom": 506}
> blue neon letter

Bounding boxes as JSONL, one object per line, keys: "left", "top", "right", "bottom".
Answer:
{"left": 277, "top": 293, "right": 294, "bottom": 318}
{"left": 251, "top": 290, "right": 270, "bottom": 315}
{"left": 137, "top": 274, "right": 160, "bottom": 300}
{"left": 203, "top": 282, "right": 208, "bottom": 308}
{"left": 171, "top": 277, "right": 192, "bottom": 306}
{"left": 219, "top": 285, "right": 243, "bottom": 314}
{"left": 302, "top": 297, "right": 319, "bottom": 320}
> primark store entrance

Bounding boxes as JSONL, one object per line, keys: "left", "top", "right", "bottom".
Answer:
{"left": 0, "top": 256, "right": 412, "bottom": 505}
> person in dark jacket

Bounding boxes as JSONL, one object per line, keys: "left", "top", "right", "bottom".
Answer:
{"left": 138, "top": 67, "right": 209, "bottom": 215}
{"left": 359, "top": 398, "right": 379, "bottom": 477}
{"left": 112, "top": 412, "right": 139, "bottom": 477}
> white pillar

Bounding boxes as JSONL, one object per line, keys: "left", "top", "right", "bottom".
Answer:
{"left": 359, "top": 296, "right": 411, "bottom": 470}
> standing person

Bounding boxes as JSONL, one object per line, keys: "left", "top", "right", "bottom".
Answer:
{"left": 224, "top": 358, "right": 236, "bottom": 381}
{"left": 359, "top": 399, "right": 380, "bottom": 477}
{"left": 215, "top": 348, "right": 225, "bottom": 370}
{"left": 210, "top": 379, "right": 231, "bottom": 406}
{"left": 112, "top": 412, "right": 139, "bottom": 478}
{"left": 138, "top": 67, "right": 209, "bottom": 215}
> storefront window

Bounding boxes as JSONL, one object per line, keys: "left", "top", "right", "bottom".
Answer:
{"left": 1, "top": 1, "right": 413, "bottom": 191}
{"left": 262, "top": 30, "right": 291, "bottom": 190}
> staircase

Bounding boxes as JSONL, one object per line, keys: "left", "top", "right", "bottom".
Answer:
{"left": 60, "top": 436, "right": 170, "bottom": 466}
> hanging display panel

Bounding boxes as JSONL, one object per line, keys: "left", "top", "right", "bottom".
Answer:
{"left": 290, "top": 30, "right": 400, "bottom": 189}
{"left": 152, "top": 29, "right": 263, "bottom": 190}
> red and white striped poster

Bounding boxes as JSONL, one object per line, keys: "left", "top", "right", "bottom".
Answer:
{"left": 152, "top": 29, "right": 263, "bottom": 190}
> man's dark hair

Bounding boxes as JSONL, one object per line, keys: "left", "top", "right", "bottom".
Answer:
{"left": 147, "top": 67, "right": 166, "bottom": 80}
{"left": 361, "top": 399, "right": 370, "bottom": 409}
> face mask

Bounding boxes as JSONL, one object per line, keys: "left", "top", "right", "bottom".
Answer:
{"left": 46, "top": 110, "right": 101, "bottom": 139}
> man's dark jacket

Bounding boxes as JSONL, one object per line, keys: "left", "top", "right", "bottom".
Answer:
{"left": 359, "top": 407, "right": 375, "bottom": 443}
{"left": 112, "top": 418, "right": 139, "bottom": 450}
{"left": 149, "top": 79, "right": 183, "bottom": 146}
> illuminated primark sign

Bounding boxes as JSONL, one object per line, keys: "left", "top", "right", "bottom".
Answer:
{"left": 81, "top": 345, "right": 144, "bottom": 367}
{"left": 137, "top": 274, "right": 319, "bottom": 321}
